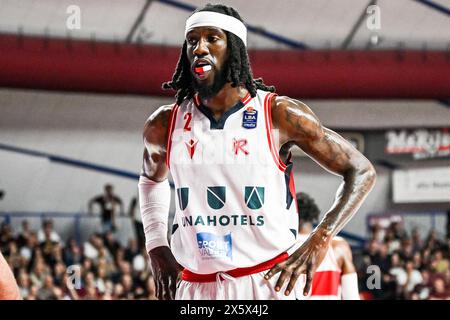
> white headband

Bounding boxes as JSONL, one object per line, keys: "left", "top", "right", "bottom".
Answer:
{"left": 185, "top": 11, "right": 247, "bottom": 47}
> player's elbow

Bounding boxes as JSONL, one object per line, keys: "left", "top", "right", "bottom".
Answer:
{"left": 346, "top": 158, "right": 377, "bottom": 190}
{"left": 362, "top": 161, "right": 377, "bottom": 186}
{"left": 356, "top": 160, "right": 377, "bottom": 193}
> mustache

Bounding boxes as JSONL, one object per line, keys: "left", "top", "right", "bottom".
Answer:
{"left": 191, "top": 58, "right": 214, "bottom": 69}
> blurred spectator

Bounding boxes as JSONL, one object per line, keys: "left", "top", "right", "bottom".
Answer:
{"left": 83, "top": 234, "right": 103, "bottom": 261}
{"left": 0, "top": 222, "right": 14, "bottom": 250}
{"left": 369, "top": 222, "right": 385, "bottom": 244}
{"left": 412, "top": 269, "right": 432, "bottom": 300}
{"left": 53, "top": 262, "right": 66, "bottom": 287}
{"left": 363, "top": 239, "right": 379, "bottom": 262}
{"left": 403, "top": 260, "right": 423, "bottom": 295}
{"left": 372, "top": 243, "right": 390, "bottom": 273}
{"left": 431, "top": 249, "right": 449, "bottom": 274}
{"left": 16, "top": 220, "right": 31, "bottom": 248}
{"left": 128, "top": 196, "right": 145, "bottom": 250}
{"left": 6, "top": 242, "right": 22, "bottom": 270}
{"left": 103, "top": 231, "right": 121, "bottom": 257}
{"left": 17, "top": 268, "right": 31, "bottom": 299}
{"left": 411, "top": 227, "right": 423, "bottom": 253}
{"left": 38, "top": 220, "right": 61, "bottom": 266}
{"left": 88, "top": 184, "right": 124, "bottom": 233}
{"left": 102, "top": 280, "right": 114, "bottom": 300}
{"left": 384, "top": 229, "right": 401, "bottom": 254}
{"left": 424, "top": 229, "right": 443, "bottom": 252}
{"left": 20, "top": 232, "right": 38, "bottom": 263}
{"left": 95, "top": 264, "right": 108, "bottom": 294}
{"left": 37, "top": 219, "right": 61, "bottom": 244}
{"left": 412, "top": 251, "right": 423, "bottom": 270}
{"left": 26, "top": 285, "right": 39, "bottom": 300}
{"left": 63, "top": 237, "right": 82, "bottom": 266}
{"left": 124, "top": 239, "right": 140, "bottom": 263}
{"left": 121, "top": 274, "right": 134, "bottom": 299}
{"left": 429, "top": 276, "right": 449, "bottom": 300}
{"left": 37, "top": 274, "right": 58, "bottom": 300}
{"left": 391, "top": 221, "right": 408, "bottom": 241}
{"left": 30, "top": 259, "right": 49, "bottom": 288}
{"left": 399, "top": 238, "right": 414, "bottom": 261}
{"left": 447, "top": 210, "right": 450, "bottom": 239}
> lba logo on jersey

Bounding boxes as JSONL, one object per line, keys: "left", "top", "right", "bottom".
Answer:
{"left": 242, "top": 106, "right": 257, "bottom": 129}
{"left": 197, "top": 232, "right": 232, "bottom": 260}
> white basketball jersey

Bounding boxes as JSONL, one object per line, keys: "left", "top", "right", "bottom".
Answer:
{"left": 166, "top": 89, "right": 299, "bottom": 274}
{"left": 296, "top": 233, "right": 342, "bottom": 300}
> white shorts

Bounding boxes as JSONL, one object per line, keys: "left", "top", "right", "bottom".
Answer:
{"left": 175, "top": 271, "right": 298, "bottom": 300}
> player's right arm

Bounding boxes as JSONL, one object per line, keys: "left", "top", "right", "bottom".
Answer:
{"left": 0, "top": 251, "right": 21, "bottom": 300}
{"left": 139, "top": 104, "right": 183, "bottom": 300}
{"left": 332, "top": 237, "right": 360, "bottom": 300}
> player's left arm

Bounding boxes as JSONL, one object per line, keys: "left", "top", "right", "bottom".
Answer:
{"left": 332, "top": 237, "right": 360, "bottom": 300}
{"left": 265, "top": 96, "right": 376, "bottom": 296}
{"left": 0, "top": 251, "right": 21, "bottom": 300}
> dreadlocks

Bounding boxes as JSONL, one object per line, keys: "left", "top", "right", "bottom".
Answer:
{"left": 162, "top": 3, "right": 275, "bottom": 105}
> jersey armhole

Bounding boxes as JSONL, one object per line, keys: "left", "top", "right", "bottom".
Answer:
{"left": 263, "top": 92, "right": 287, "bottom": 172}
{"left": 165, "top": 103, "right": 180, "bottom": 169}
{"left": 330, "top": 239, "right": 344, "bottom": 273}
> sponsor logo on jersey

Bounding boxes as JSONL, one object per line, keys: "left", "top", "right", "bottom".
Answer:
{"left": 185, "top": 138, "right": 198, "bottom": 159}
{"left": 177, "top": 187, "right": 189, "bottom": 210}
{"left": 207, "top": 186, "right": 226, "bottom": 209}
{"left": 245, "top": 186, "right": 265, "bottom": 209}
{"left": 182, "top": 214, "right": 264, "bottom": 227}
{"left": 233, "top": 138, "right": 249, "bottom": 156}
{"left": 197, "top": 232, "right": 232, "bottom": 260}
{"left": 242, "top": 106, "right": 257, "bottom": 129}
{"left": 176, "top": 186, "right": 266, "bottom": 211}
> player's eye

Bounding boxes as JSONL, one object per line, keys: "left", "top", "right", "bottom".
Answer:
{"left": 187, "top": 37, "right": 197, "bottom": 45}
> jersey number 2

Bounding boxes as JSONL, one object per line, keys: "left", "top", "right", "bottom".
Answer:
{"left": 184, "top": 113, "right": 192, "bottom": 131}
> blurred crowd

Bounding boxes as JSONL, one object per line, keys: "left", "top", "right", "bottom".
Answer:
{"left": 0, "top": 219, "right": 156, "bottom": 300}
{"left": 359, "top": 221, "right": 449, "bottom": 300}
{"left": 1, "top": 214, "right": 449, "bottom": 300}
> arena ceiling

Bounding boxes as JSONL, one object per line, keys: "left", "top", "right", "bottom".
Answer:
{"left": 0, "top": 0, "right": 449, "bottom": 50}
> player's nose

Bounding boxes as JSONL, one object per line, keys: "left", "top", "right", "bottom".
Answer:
{"left": 193, "top": 37, "right": 209, "bottom": 56}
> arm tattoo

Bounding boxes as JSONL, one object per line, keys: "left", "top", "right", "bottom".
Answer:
{"left": 276, "top": 97, "right": 376, "bottom": 238}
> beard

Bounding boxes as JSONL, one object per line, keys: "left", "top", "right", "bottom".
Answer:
{"left": 192, "top": 63, "right": 229, "bottom": 99}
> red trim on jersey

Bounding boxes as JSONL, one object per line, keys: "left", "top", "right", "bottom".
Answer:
{"left": 290, "top": 168, "right": 298, "bottom": 212}
{"left": 242, "top": 92, "right": 252, "bottom": 105}
{"left": 193, "top": 94, "right": 201, "bottom": 107}
{"left": 165, "top": 104, "right": 180, "bottom": 169}
{"left": 264, "top": 93, "right": 287, "bottom": 171}
{"left": 311, "top": 270, "right": 341, "bottom": 296}
{"left": 182, "top": 252, "right": 288, "bottom": 283}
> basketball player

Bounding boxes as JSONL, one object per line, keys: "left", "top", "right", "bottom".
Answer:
{"left": 138, "top": 4, "right": 376, "bottom": 300}
{"left": 0, "top": 251, "right": 21, "bottom": 299}
{"left": 294, "top": 192, "right": 360, "bottom": 300}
